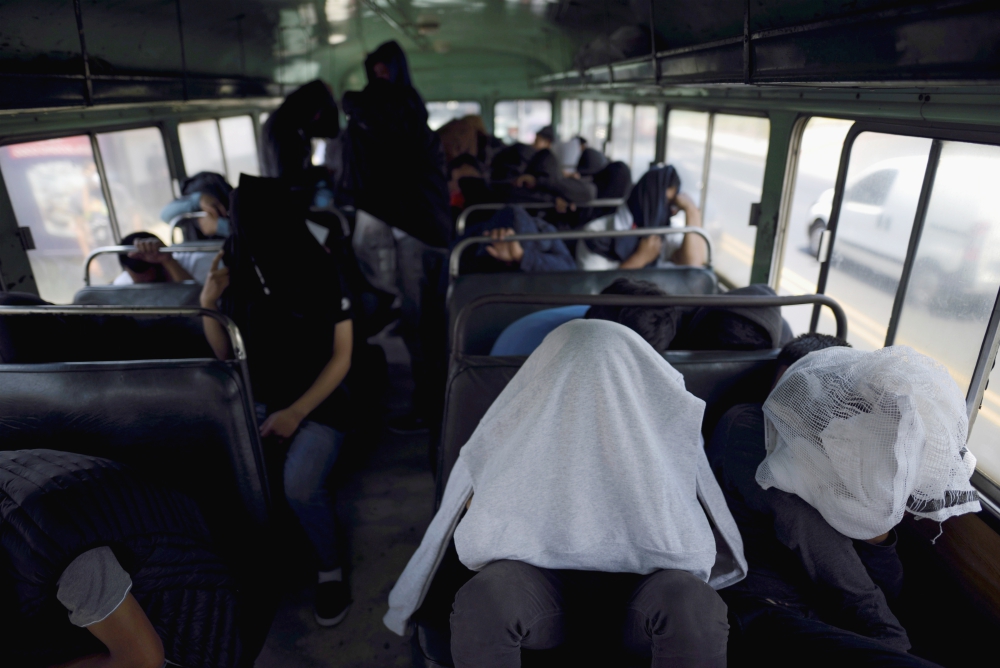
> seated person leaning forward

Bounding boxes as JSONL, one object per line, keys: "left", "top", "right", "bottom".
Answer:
{"left": 0, "top": 450, "right": 241, "bottom": 668}
{"left": 385, "top": 319, "right": 747, "bottom": 667}
{"left": 490, "top": 277, "right": 679, "bottom": 356}
{"left": 460, "top": 204, "right": 577, "bottom": 273}
{"left": 112, "top": 232, "right": 194, "bottom": 285}
{"left": 577, "top": 165, "right": 706, "bottom": 270}
{"left": 711, "top": 341, "right": 980, "bottom": 667}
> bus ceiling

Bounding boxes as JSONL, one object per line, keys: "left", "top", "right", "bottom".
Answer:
{"left": 0, "top": 1, "right": 998, "bottom": 113}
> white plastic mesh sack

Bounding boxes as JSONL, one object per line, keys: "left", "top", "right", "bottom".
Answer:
{"left": 757, "top": 345, "right": 980, "bottom": 540}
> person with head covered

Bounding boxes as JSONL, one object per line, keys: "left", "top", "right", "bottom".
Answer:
{"left": 384, "top": 319, "right": 746, "bottom": 667}
{"left": 714, "top": 345, "right": 978, "bottom": 667}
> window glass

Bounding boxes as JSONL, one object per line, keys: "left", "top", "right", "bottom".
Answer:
{"left": 96, "top": 128, "right": 174, "bottom": 243}
{"left": 631, "top": 105, "right": 658, "bottom": 179}
{"left": 891, "top": 142, "right": 1000, "bottom": 485}
{"left": 821, "top": 133, "right": 932, "bottom": 350}
{"left": 219, "top": 116, "right": 260, "bottom": 184}
{"left": 609, "top": 104, "right": 634, "bottom": 165}
{"left": 178, "top": 120, "right": 226, "bottom": 177}
{"left": 0, "top": 136, "right": 119, "bottom": 302}
{"left": 426, "top": 101, "right": 482, "bottom": 131}
{"left": 559, "top": 99, "right": 580, "bottom": 141}
{"left": 493, "top": 100, "right": 552, "bottom": 145}
{"left": 594, "top": 101, "right": 610, "bottom": 149}
{"left": 704, "top": 114, "right": 770, "bottom": 287}
{"left": 776, "top": 117, "right": 854, "bottom": 335}
{"left": 664, "top": 110, "right": 709, "bottom": 210}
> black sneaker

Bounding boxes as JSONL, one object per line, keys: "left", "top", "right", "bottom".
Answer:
{"left": 387, "top": 412, "right": 429, "bottom": 434}
{"left": 315, "top": 580, "right": 351, "bottom": 627}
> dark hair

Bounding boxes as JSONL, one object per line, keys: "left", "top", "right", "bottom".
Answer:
{"left": 688, "top": 311, "right": 772, "bottom": 351}
{"left": 777, "top": 333, "right": 851, "bottom": 369}
{"left": 585, "top": 278, "right": 679, "bottom": 353}
{"left": 119, "top": 232, "right": 164, "bottom": 274}
{"left": 535, "top": 125, "right": 555, "bottom": 142}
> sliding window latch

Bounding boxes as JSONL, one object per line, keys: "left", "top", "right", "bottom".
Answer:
{"left": 748, "top": 202, "right": 761, "bottom": 227}
{"left": 17, "top": 227, "right": 35, "bottom": 251}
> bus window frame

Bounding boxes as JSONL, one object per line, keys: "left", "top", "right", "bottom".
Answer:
{"left": 0, "top": 122, "right": 178, "bottom": 244}
{"left": 812, "top": 119, "right": 1000, "bottom": 515}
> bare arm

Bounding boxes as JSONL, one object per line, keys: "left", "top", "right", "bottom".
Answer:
{"left": 619, "top": 234, "right": 663, "bottom": 269}
{"left": 52, "top": 593, "right": 164, "bottom": 668}
{"left": 669, "top": 192, "right": 708, "bottom": 267}
{"left": 260, "top": 319, "right": 353, "bottom": 439}
{"left": 130, "top": 238, "right": 194, "bottom": 283}
{"left": 199, "top": 250, "right": 231, "bottom": 360}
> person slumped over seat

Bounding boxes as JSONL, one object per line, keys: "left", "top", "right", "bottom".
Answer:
{"left": 111, "top": 232, "right": 195, "bottom": 285}
{"left": 0, "top": 450, "right": 242, "bottom": 668}
{"left": 489, "top": 277, "right": 680, "bottom": 356}
{"left": 710, "top": 340, "right": 980, "bottom": 667}
{"left": 385, "top": 319, "right": 747, "bottom": 667}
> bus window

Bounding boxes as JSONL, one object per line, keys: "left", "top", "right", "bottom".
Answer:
{"left": 178, "top": 120, "right": 226, "bottom": 177}
{"left": 559, "top": 99, "right": 580, "bottom": 141}
{"left": 0, "top": 136, "right": 118, "bottom": 303}
{"left": 631, "top": 105, "right": 658, "bottom": 179}
{"left": 609, "top": 104, "right": 634, "bottom": 166}
{"left": 95, "top": 127, "right": 174, "bottom": 242}
{"left": 219, "top": 116, "right": 260, "bottom": 183}
{"left": 493, "top": 100, "right": 552, "bottom": 145}
{"left": 894, "top": 141, "right": 1000, "bottom": 396}
{"left": 664, "top": 110, "right": 709, "bottom": 210}
{"left": 579, "top": 100, "right": 609, "bottom": 150}
{"left": 821, "top": 133, "right": 932, "bottom": 349}
{"left": 775, "top": 117, "right": 854, "bottom": 334}
{"left": 426, "top": 101, "right": 482, "bottom": 131}
{"left": 704, "top": 114, "right": 770, "bottom": 288}
{"left": 970, "top": 360, "right": 1000, "bottom": 489}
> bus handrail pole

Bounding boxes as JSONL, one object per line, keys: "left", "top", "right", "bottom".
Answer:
{"left": 168, "top": 211, "right": 207, "bottom": 244}
{"left": 455, "top": 198, "right": 625, "bottom": 235}
{"left": 452, "top": 293, "right": 847, "bottom": 357}
{"left": 84, "top": 243, "right": 224, "bottom": 286}
{"left": 449, "top": 226, "right": 713, "bottom": 281}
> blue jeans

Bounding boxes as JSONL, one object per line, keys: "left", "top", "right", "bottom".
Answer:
{"left": 256, "top": 403, "right": 344, "bottom": 570}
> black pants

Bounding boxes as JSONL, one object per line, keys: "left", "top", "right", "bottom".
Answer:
{"left": 728, "top": 603, "right": 942, "bottom": 668}
{"left": 450, "top": 560, "right": 729, "bottom": 668}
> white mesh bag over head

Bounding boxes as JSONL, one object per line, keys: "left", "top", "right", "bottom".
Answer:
{"left": 756, "top": 345, "right": 980, "bottom": 540}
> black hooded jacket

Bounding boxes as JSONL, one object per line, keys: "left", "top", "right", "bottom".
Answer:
{"left": 341, "top": 41, "right": 451, "bottom": 247}
{"left": 261, "top": 80, "right": 340, "bottom": 180}
{"left": 587, "top": 165, "right": 676, "bottom": 262}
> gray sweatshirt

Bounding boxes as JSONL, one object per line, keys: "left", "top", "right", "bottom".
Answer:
{"left": 384, "top": 320, "right": 747, "bottom": 635}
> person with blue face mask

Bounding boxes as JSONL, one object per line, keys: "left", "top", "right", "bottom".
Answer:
{"left": 158, "top": 171, "right": 234, "bottom": 284}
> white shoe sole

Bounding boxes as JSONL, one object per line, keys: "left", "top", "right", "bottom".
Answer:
{"left": 315, "top": 603, "right": 350, "bottom": 627}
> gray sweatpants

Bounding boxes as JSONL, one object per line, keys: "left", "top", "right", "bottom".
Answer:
{"left": 450, "top": 560, "right": 729, "bottom": 668}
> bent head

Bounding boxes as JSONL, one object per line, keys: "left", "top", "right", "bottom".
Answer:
{"left": 119, "top": 232, "right": 166, "bottom": 283}
{"left": 533, "top": 125, "right": 555, "bottom": 151}
{"left": 585, "top": 277, "right": 680, "bottom": 353}
{"left": 774, "top": 333, "right": 850, "bottom": 387}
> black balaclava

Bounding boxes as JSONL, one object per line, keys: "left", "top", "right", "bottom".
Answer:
{"left": 364, "top": 40, "right": 413, "bottom": 87}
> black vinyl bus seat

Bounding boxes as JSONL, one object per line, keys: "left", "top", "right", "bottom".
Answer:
{"left": 0, "top": 296, "right": 216, "bottom": 362}
{"left": 0, "top": 307, "right": 275, "bottom": 665}
{"left": 413, "top": 348, "right": 779, "bottom": 667}
{"left": 73, "top": 281, "right": 204, "bottom": 307}
{"left": 447, "top": 266, "right": 719, "bottom": 355}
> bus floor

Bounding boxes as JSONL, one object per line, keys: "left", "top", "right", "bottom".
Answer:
{"left": 256, "top": 332, "right": 435, "bottom": 667}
